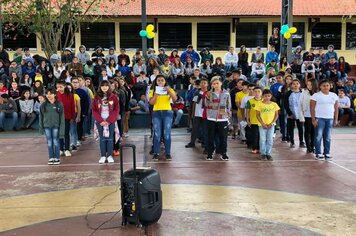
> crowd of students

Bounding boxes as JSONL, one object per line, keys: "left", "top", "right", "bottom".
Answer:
{"left": 0, "top": 37, "right": 354, "bottom": 164}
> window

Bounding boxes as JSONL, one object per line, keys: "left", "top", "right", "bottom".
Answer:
{"left": 236, "top": 23, "right": 268, "bottom": 49}
{"left": 197, "top": 23, "right": 230, "bottom": 50}
{"left": 272, "top": 22, "right": 305, "bottom": 48}
{"left": 158, "top": 23, "right": 191, "bottom": 50}
{"left": 3, "top": 33, "right": 37, "bottom": 51}
{"left": 312, "top": 23, "right": 341, "bottom": 50}
{"left": 2, "top": 23, "right": 37, "bottom": 51}
{"left": 346, "top": 23, "right": 356, "bottom": 50}
{"left": 120, "top": 23, "right": 153, "bottom": 50}
{"left": 81, "top": 23, "right": 115, "bottom": 51}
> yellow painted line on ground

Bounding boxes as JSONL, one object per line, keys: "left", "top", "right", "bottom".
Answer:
{"left": 0, "top": 184, "right": 355, "bottom": 235}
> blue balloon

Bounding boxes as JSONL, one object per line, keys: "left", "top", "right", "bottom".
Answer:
{"left": 139, "top": 30, "right": 147, "bottom": 37}
{"left": 280, "top": 25, "right": 289, "bottom": 34}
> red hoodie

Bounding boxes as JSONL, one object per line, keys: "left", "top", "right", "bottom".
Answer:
{"left": 92, "top": 93, "right": 119, "bottom": 124}
{"left": 57, "top": 92, "right": 75, "bottom": 120}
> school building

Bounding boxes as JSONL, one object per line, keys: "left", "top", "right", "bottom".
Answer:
{"left": 3, "top": 0, "right": 356, "bottom": 64}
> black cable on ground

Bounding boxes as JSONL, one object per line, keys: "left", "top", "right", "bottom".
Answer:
{"left": 84, "top": 185, "right": 122, "bottom": 236}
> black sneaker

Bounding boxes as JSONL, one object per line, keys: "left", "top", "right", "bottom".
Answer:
{"left": 166, "top": 154, "right": 172, "bottom": 161}
{"left": 149, "top": 149, "right": 154, "bottom": 155}
{"left": 266, "top": 155, "right": 273, "bottom": 161}
{"left": 324, "top": 155, "right": 333, "bottom": 161}
{"left": 71, "top": 145, "right": 78, "bottom": 151}
{"left": 206, "top": 155, "right": 213, "bottom": 161}
{"left": 281, "top": 137, "right": 287, "bottom": 143}
{"left": 299, "top": 142, "right": 306, "bottom": 148}
{"left": 53, "top": 159, "right": 60, "bottom": 165}
{"left": 152, "top": 154, "right": 159, "bottom": 161}
{"left": 315, "top": 154, "right": 324, "bottom": 161}
{"left": 307, "top": 148, "right": 314, "bottom": 153}
{"left": 260, "top": 155, "right": 268, "bottom": 161}
{"left": 290, "top": 143, "right": 296, "bottom": 148}
{"left": 220, "top": 154, "right": 229, "bottom": 161}
{"left": 185, "top": 143, "right": 195, "bottom": 148}
{"left": 48, "top": 158, "right": 54, "bottom": 165}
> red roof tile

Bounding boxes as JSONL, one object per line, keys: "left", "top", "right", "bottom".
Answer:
{"left": 100, "top": 0, "right": 356, "bottom": 17}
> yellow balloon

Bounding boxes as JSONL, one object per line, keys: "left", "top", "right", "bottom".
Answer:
{"left": 288, "top": 27, "right": 297, "bottom": 34}
{"left": 147, "top": 31, "right": 155, "bottom": 38}
{"left": 146, "top": 24, "right": 154, "bottom": 32}
{"left": 284, "top": 32, "right": 291, "bottom": 39}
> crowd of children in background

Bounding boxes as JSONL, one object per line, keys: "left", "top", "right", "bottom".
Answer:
{"left": 0, "top": 36, "right": 354, "bottom": 164}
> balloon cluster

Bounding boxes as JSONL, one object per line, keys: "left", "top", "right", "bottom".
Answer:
{"left": 139, "top": 24, "right": 155, "bottom": 39}
{"left": 280, "top": 25, "right": 297, "bottom": 39}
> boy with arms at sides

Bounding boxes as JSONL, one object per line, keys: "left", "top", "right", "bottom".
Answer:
{"left": 256, "top": 89, "right": 280, "bottom": 160}
{"left": 245, "top": 87, "right": 263, "bottom": 154}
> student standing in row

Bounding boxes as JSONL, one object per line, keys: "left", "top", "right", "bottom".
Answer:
{"left": 39, "top": 88, "right": 65, "bottom": 165}
{"left": 92, "top": 80, "right": 119, "bottom": 164}
{"left": 299, "top": 79, "right": 318, "bottom": 153}
{"left": 245, "top": 87, "right": 263, "bottom": 154}
{"left": 310, "top": 80, "right": 339, "bottom": 160}
{"left": 149, "top": 75, "right": 177, "bottom": 161}
{"left": 185, "top": 78, "right": 209, "bottom": 151}
{"left": 285, "top": 79, "right": 305, "bottom": 148}
{"left": 256, "top": 89, "right": 280, "bottom": 160}
{"left": 56, "top": 80, "right": 75, "bottom": 157}
{"left": 206, "top": 77, "right": 231, "bottom": 161}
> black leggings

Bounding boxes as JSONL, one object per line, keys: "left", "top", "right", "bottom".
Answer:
{"left": 207, "top": 120, "right": 228, "bottom": 155}
{"left": 287, "top": 118, "right": 303, "bottom": 145}
{"left": 60, "top": 119, "right": 71, "bottom": 151}
{"left": 304, "top": 117, "right": 315, "bottom": 150}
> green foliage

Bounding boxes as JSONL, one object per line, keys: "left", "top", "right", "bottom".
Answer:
{"left": 1, "top": 0, "right": 134, "bottom": 57}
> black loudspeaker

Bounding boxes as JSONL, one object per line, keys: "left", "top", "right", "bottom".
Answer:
{"left": 120, "top": 144, "right": 162, "bottom": 226}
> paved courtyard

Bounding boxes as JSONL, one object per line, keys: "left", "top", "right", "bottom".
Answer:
{"left": 0, "top": 128, "right": 355, "bottom": 236}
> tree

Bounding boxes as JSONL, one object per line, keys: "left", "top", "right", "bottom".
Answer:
{"left": 1, "top": 0, "right": 133, "bottom": 58}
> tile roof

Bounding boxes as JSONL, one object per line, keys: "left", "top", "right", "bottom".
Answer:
{"left": 101, "top": 0, "right": 356, "bottom": 17}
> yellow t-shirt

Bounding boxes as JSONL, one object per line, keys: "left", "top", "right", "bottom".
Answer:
{"left": 354, "top": 98, "right": 356, "bottom": 111}
{"left": 74, "top": 94, "right": 80, "bottom": 113}
{"left": 235, "top": 91, "right": 249, "bottom": 118}
{"left": 34, "top": 75, "right": 43, "bottom": 83}
{"left": 149, "top": 88, "right": 175, "bottom": 111}
{"left": 87, "top": 88, "right": 94, "bottom": 100}
{"left": 254, "top": 102, "right": 280, "bottom": 126}
{"left": 245, "top": 98, "right": 263, "bottom": 125}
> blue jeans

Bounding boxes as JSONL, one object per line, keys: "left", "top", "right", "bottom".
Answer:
{"left": 96, "top": 123, "right": 115, "bottom": 157}
{"left": 173, "top": 109, "right": 184, "bottom": 126}
{"left": 326, "top": 71, "right": 341, "bottom": 80}
{"left": 152, "top": 110, "right": 173, "bottom": 155}
{"left": 224, "top": 63, "right": 237, "bottom": 72}
{"left": 314, "top": 118, "right": 333, "bottom": 155}
{"left": 0, "top": 111, "right": 18, "bottom": 129}
{"left": 44, "top": 127, "right": 60, "bottom": 160}
{"left": 70, "top": 121, "right": 78, "bottom": 146}
{"left": 259, "top": 125, "right": 275, "bottom": 155}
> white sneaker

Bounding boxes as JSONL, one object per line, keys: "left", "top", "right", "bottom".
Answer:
{"left": 60, "top": 151, "right": 64, "bottom": 156}
{"left": 107, "top": 156, "right": 114, "bottom": 163}
{"left": 123, "top": 133, "right": 129, "bottom": 138}
{"left": 99, "top": 156, "right": 106, "bottom": 164}
{"left": 64, "top": 150, "right": 72, "bottom": 157}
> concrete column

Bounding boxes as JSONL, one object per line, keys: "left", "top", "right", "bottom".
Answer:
{"left": 192, "top": 22, "right": 197, "bottom": 49}
{"left": 74, "top": 29, "right": 81, "bottom": 54}
{"left": 154, "top": 22, "right": 159, "bottom": 51}
{"left": 341, "top": 21, "right": 346, "bottom": 50}
{"left": 115, "top": 22, "right": 120, "bottom": 50}
{"left": 305, "top": 22, "right": 312, "bottom": 50}
{"left": 231, "top": 20, "right": 236, "bottom": 48}
{"left": 267, "top": 21, "right": 272, "bottom": 49}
